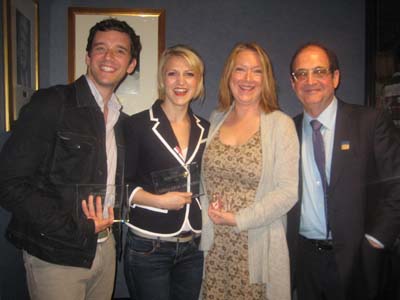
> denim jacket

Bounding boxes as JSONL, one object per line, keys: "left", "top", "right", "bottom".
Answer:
{"left": 0, "top": 76, "right": 125, "bottom": 268}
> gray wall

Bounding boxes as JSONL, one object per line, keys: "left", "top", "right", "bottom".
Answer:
{"left": 38, "top": 0, "right": 366, "bottom": 120}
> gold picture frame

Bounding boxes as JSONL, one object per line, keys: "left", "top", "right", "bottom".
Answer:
{"left": 2, "top": 0, "right": 39, "bottom": 131}
{"left": 68, "top": 7, "right": 165, "bottom": 115}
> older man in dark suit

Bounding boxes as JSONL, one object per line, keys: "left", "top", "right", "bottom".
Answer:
{"left": 287, "top": 42, "right": 400, "bottom": 300}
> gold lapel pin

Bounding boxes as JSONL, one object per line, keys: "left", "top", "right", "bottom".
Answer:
{"left": 341, "top": 141, "right": 350, "bottom": 150}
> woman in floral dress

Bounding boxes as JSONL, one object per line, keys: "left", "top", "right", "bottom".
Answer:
{"left": 200, "top": 42, "right": 299, "bottom": 300}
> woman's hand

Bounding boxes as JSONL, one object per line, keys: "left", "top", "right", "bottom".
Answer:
{"left": 208, "top": 205, "right": 236, "bottom": 226}
{"left": 158, "top": 191, "right": 192, "bottom": 210}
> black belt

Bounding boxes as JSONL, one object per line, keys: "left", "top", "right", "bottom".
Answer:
{"left": 301, "top": 236, "right": 333, "bottom": 251}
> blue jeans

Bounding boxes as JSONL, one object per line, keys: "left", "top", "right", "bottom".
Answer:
{"left": 124, "top": 231, "right": 203, "bottom": 300}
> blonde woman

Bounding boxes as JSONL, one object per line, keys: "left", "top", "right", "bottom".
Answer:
{"left": 123, "top": 45, "right": 209, "bottom": 300}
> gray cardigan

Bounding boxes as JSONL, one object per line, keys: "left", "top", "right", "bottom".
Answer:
{"left": 200, "top": 105, "right": 299, "bottom": 300}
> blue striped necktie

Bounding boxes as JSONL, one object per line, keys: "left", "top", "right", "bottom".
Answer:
{"left": 310, "top": 119, "right": 330, "bottom": 238}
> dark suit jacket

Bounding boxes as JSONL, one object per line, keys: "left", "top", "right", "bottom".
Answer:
{"left": 287, "top": 100, "right": 400, "bottom": 298}
{"left": 0, "top": 75, "right": 126, "bottom": 267}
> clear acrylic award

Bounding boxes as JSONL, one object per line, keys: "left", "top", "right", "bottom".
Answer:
{"left": 75, "top": 184, "right": 129, "bottom": 223}
{"left": 151, "top": 162, "right": 201, "bottom": 196}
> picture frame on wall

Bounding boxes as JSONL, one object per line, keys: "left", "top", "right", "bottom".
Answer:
{"left": 2, "top": 0, "right": 39, "bottom": 131}
{"left": 68, "top": 7, "right": 165, "bottom": 116}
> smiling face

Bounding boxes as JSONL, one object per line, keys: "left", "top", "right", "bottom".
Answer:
{"left": 229, "top": 50, "right": 263, "bottom": 107}
{"left": 291, "top": 45, "right": 340, "bottom": 117}
{"left": 162, "top": 56, "right": 200, "bottom": 109}
{"left": 85, "top": 30, "right": 136, "bottom": 98}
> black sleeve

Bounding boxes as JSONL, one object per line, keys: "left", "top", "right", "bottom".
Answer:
{"left": 0, "top": 88, "right": 95, "bottom": 247}
{"left": 368, "top": 111, "right": 400, "bottom": 245}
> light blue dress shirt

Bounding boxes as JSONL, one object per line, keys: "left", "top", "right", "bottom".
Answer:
{"left": 299, "top": 97, "right": 337, "bottom": 240}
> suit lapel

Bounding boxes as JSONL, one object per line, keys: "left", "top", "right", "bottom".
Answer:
{"left": 149, "top": 100, "right": 185, "bottom": 165}
{"left": 329, "top": 101, "right": 353, "bottom": 191}
{"left": 186, "top": 112, "right": 206, "bottom": 164}
{"left": 294, "top": 114, "right": 303, "bottom": 143}
{"left": 149, "top": 101, "right": 206, "bottom": 166}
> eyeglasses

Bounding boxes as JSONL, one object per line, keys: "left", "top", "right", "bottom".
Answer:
{"left": 291, "top": 67, "right": 332, "bottom": 82}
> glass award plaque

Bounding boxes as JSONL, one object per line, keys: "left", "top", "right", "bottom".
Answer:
{"left": 75, "top": 184, "right": 129, "bottom": 223}
{"left": 151, "top": 162, "right": 201, "bottom": 196}
{"left": 210, "top": 191, "right": 232, "bottom": 211}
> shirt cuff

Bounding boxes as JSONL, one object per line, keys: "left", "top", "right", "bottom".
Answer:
{"left": 365, "top": 234, "right": 385, "bottom": 249}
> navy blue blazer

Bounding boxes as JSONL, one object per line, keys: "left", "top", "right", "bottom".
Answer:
{"left": 124, "top": 100, "right": 209, "bottom": 235}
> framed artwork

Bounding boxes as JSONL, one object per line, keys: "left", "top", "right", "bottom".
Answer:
{"left": 2, "top": 0, "right": 39, "bottom": 131}
{"left": 68, "top": 7, "right": 165, "bottom": 115}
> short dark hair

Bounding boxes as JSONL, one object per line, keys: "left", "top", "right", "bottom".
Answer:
{"left": 290, "top": 42, "right": 339, "bottom": 73}
{"left": 86, "top": 18, "right": 141, "bottom": 62}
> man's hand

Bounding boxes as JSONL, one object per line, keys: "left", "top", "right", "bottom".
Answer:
{"left": 82, "top": 195, "right": 114, "bottom": 234}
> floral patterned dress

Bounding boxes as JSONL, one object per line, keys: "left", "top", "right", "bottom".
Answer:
{"left": 202, "top": 129, "right": 266, "bottom": 300}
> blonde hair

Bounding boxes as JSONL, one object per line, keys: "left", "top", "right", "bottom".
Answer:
{"left": 158, "top": 45, "right": 205, "bottom": 101}
{"left": 218, "top": 42, "right": 279, "bottom": 113}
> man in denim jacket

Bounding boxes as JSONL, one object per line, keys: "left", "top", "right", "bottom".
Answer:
{"left": 0, "top": 18, "right": 140, "bottom": 300}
